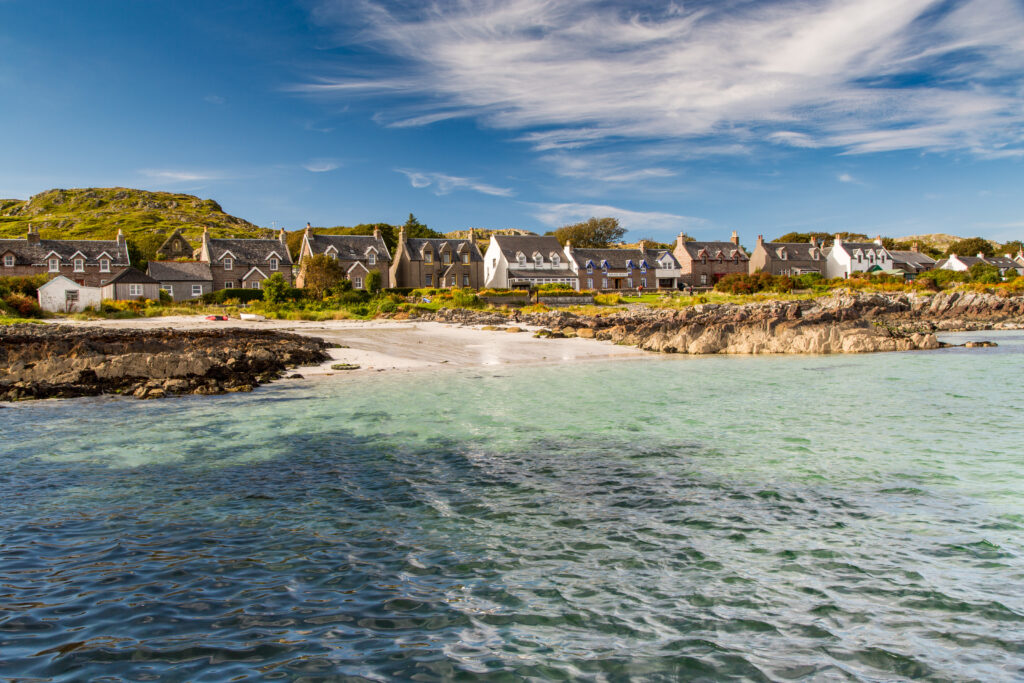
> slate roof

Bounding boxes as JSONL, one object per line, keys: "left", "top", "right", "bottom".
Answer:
{"left": 762, "top": 242, "right": 825, "bottom": 261}
{"left": 835, "top": 242, "right": 890, "bottom": 257}
{"left": 147, "top": 261, "right": 214, "bottom": 281}
{"left": 306, "top": 233, "right": 390, "bottom": 262}
{"left": 570, "top": 248, "right": 675, "bottom": 271}
{"left": 207, "top": 238, "right": 292, "bottom": 264}
{"left": 678, "top": 241, "right": 749, "bottom": 261}
{"left": 406, "top": 238, "right": 482, "bottom": 262}
{"left": 889, "top": 250, "right": 936, "bottom": 272}
{"left": 106, "top": 268, "right": 159, "bottom": 285}
{"left": 492, "top": 235, "right": 565, "bottom": 263}
{"left": 506, "top": 269, "right": 578, "bottom": 280}
{"left": 986, "top": 255, "right": 1022, "bottom": 270}
{"left": 0, "top": 238, "right": 128, "bottom": 266}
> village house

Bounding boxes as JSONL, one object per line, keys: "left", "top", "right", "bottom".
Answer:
{"left": 748, "top": 235, "right": 826, "bottom": 276}
{"left": 483, "top": 235, "right": 578, "bottom": 289}
{"left": 565, "top": 242, "right": 680, "bottom": 290}
{"left": 673, "top": 232, "right": 750, "bottom": 287}
{"left": 935, "top": 253, "right": 1024, "bottom": 277}
{"left": 824, "top": 237, "right": 895, "bottom": 279}
{"left": 154, "top": 229, "right": 195, "bottom": 260}
{"left": 390, "top": 228, "right": 484, "bottom": 289}
{"left": 146, "top": 261, "right": 215, "bottom": 301}
{"left": 198, "top": 227, "right": 293, "bottom": 290}
{"left": 36, "top": 276, "right": 102, "bottom": 313}
{"left": 1014, "top": 250, "right": 1024, "bottom": 270}
{"left": 888, "top": 244, "right": 937, "bottom": 277}
{"left": 296, "top": 224, "right": 391, "bottom": 290}
{"left": 100, "top": 268, "right": 162, "bottom": 301}
{"left": 0, "top": 225, "right": 131, "bottom": 286}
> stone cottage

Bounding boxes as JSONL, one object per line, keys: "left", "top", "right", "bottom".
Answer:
{"left": 390, "top": 228, "right": 484, "bottom": 289}
{"left": 673, "top": 232, "right": 750, "bottom": 287}
{"left": 198, "top": 227, "right": 293, "bottom": 290}
{"left": 296, "top": 224, "right": 391, "bottom": 290}
{"left": 0, "top": 225, "right": 131, "bottom": 286}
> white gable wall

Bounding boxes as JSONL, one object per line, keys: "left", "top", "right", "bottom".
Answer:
{"left": 37, "top": 276, "right": 102, "bottom": 313}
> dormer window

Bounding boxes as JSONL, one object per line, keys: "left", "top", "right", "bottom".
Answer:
{"left": 462, "top": 253, "right": 469, "bottom": 264}
{"left": 223, "top": 258, "right": 233, "bottom": 270}
{"left": 534, "top": 254, "right": 543, "bottom": 267}
{"left": 517, "top": 253, "right": 526, "bottom": 266}
{"left": 425, "top": 251, "right": 433, "bottom": 264}
{"left": 100, "top": 258, "right": 110, "bottom": 272}
{"left": 73, "top": 258, "right": 84, "bottom": 272}
{"left": 2, "top": 255, "right": 13, "bottom": 267}
{"left": 587, "top": 264, "right": 593, "bottom": 274}
{"left": 270, "top": 258, "right": 279, "bottom": 271}
{"left": 49, "top": 258, "right": 59, "bottom": 272}
{"left": 368, "top": 253, "right": 376, "bottom": 266}
{"left": 443, "top": 252, "right": 451, "bottom": 265}
{"left": 551, "top": 254, "right": 560, "bottom": 266}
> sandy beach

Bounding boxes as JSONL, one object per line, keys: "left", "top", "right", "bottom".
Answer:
{"left": 50, "top": 316, "right": 646, "bottom": 376}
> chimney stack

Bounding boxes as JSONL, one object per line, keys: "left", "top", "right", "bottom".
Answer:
{"left": 116, "top": 228, "right": 126, "bottom": 246}
{"left": 757, "top": 234, "right": 765, "bottom": 247}
{"left": 638, "top": 239, "right": 647, "bottom": 252}
{"left": 911, "top": 242, "right": 920, "bottom": 253}
{"left": 278, "top": 227, "right": 286, "bottom": 244}
{"left": 468, "top": 228, "right": 475, "bottom": 243}
{"left": 26, "top": 224, "right": 40, "bottom": 244}
{"left": 564, "top": 239, "right": 573, "bottom": 256}
{"left": 730, "top": 230, "right": 739, "bottom": 246}
{"left": 977, "top": 252, "right": 986, "bottom": 258}
{"left": 809, "top": 236, "right": 817, "bottom": 247}
{"left": 874, "top": 235, "right": 883, "bottom": 245}
{"left": 373, "top": 225, "right": 382, "bottom": 240}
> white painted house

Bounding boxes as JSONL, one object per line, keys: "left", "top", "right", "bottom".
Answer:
{"left": 825, "top": 237, "right": 895, "bottom": 279}
{"left": 37, "top": 275, "right": 102, "bottom": 313}
{"left": 937, "top": 253, "right": 1024, "bottom": 276}
{"left": 483, "top": 235, "right": 578, "bottom": 289}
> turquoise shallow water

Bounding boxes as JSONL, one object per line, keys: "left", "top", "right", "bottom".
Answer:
{"left": 2, "top": 331, "right": 1024, "bottom": 681}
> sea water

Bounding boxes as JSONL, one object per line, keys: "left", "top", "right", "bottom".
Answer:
{"left": 1, "top": 332, "right": 1023, "bottom": 680}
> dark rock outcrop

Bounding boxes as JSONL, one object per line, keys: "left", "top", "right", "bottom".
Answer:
{"left": 0, "top": 325, "right": 329, "bottom": 401}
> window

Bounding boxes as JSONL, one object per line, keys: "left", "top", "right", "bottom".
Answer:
{"left": 641, "top": 278, "right": 647, "bottom": 288}
{"left": 224, "top": 281, "right": 235, "bottom": 289}
{"left": 627, "top": 278, "right": 633, "bottom": 288}
{"left": 517, "top": 253, "right": 526, "bottom": 266}
{"left": 65, "top": 290, "right": 79, "bottom": 302}
{"left": 73, "top": 258, "right": 84, "bottom": 272}
{"left": 49, "top": 258, "right": 60, "bottom": 272}
{"left": 191, "top": 284, "right": 203, "bottom": 297}
{"left": 250, "top": 281, "right": 261, "bottom": 289}
{"left": 462, "top": 274, "right": 469, "bottom": 286}
{"left": 443, "top": 252, "right": 451, "bottom": 264}
{"left": 462, "top": 253, "right": 469, "bottom": 264}
{"left": 223, "top": 258, "right": 233, "bottom": 270}
{"left": 450, "top": 277, "right": 457, "bottom": 287}
{"left": 269, "top": 258, "right": 279, "bottom": 271}
{"left": 129, "top": 284, "right": 143, "bottom": 296}
{"left": 552, "top": 254, "right": 560, "bottom": 266}
{"left": 587, "top": 277, "right": 594, "bottom": 289}
{"left": 353, "top": 277, "right": 363, "bottom": 289}
{"left": 368, "top": 253, "right": 376, "bottom": 266}
{"left": 700, "top": 273, "right": 708, "bottom": 285}
{"left": 162, "top": 285, "right": 174, "bottom": 296}
{"left": 327, "top": 251, "right": 337, "bottom": 260}
{"left": 100, "top": 258, "right": 110, "bottom": 272}
{"left": 425, "top": 273, "right": 432, "bottom": 286}
{"left": 534, "top": 254, "right": 543, "bottom": 266}
{"left": 602, "top": 278, "right": 608, "bottom": 288}
{"left": 3, "top": 255, "right": 13, "bottom": 267}
{"left": 424, "top": 251, "right": 433, "bottom": 264}
{"left": 587, "top": 265, "right": 593, "bottom": 274}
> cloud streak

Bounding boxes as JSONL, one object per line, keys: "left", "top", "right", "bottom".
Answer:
{"left": 139, "top": 169, "right": 225, "bottom": 182}
{"left": 531, "top": 202, "right": 706, "bottom": 234}
{"left": 304, "top": 0, "right": 1024, "bottom": 158}
{"left": 397, "top": 169, "right": 514, "bottom": 197}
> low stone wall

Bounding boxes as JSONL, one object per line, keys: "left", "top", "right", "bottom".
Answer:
{"left": 0, "top": 325, "right": 330, "bottom": 401}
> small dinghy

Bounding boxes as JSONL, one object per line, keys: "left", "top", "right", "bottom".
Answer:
{"left": 239, "top": 313, "right": 266, "bottom": 321}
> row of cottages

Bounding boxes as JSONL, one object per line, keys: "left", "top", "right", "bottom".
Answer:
{"left": 936, "top": 253, "right": 1024, "bottom": 277}
{"left": 750, "top": 235, "right": 942, "bottom": 279}
{"left": 0, "top": 226, "right": 131, "bottom": 286}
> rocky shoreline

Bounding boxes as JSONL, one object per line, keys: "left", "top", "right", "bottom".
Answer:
{"left": 0, "top": 325, "right": 329, "bottom": 402}
{"left": 419, "top": 291, "right": 1024, "bottom": 355}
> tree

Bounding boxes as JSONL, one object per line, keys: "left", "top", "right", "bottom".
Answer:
{"left": 262, "top": 272, "right": 288, "bottom": 303}
{"left": 1001, "top": 240, "right": 1023, "bottom": 256}
{"left": 365, "top": 269, "right": 382, "bottom": 293}
{"left": 300, "top": 253, "right": 347, "bottom": 299}
{"left": 553, "top": 217, "right": 626, "bottom": 248}
{"left": 969, "top": 261, "right": 1002, "bottom": 284}
{"left": 771, "top": 231, "right": 867, "bottom": 245}
{"left": 947, "top": 237, "right": 994, "bottom": 258}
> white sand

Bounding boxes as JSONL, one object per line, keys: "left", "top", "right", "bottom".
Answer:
{"left": 50, "top": 315, "right": 645, "bottom": 376}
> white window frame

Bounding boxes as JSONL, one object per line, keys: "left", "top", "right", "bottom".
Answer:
{"left": 191, "top": 284, "right": 203, "bottom": 297}
{"left": 368, "top": 253, "right": 376, "bottom": 266}
{"left": 552, "top": 254, "right": 560, "bottom": 266}
{"left": 700, "top": 273, "right": 708, "bottom": 285}
{"left": 162, "top": 284, "right": 174, "bottom": 296}
{"left": 224, "top": 281, "right": 235, "bottom": 289}
{"left": 223, "top": 258, "right": 233, "bottom": 271}
{"left": 534, "top": 254, "right": 543, "bottom": 267}
{"left": 49, "top": 258, "right": 60, "bottom": 272}
{"left": 462, "top": 253, "right": 469, "bottom": 264}
{"left": 641, "top": 278, "right": 647, "bottom": 288}
{"left": 587, "top": 277, "right": 594, "bottom": 289}
{"left": 424, "top": 251, "right": 433, "bottom": 264}
{"left": 250, "top": 280, "right": 261, "bottom": 289}
{"left": 517, "top": 253, "right": 526, "bottom": 266}
{"left": 73, "top": 258, "right": 84, "bottom": 272}
{"left": 100, "top": 258, "right": 110, "bottom": 272}
{"left": 587, "top": 265, "right": 593, "bottom": 274}
{"left": 3, "top": 255, "right": 14, "bottom": 267}
{"left": 627, "top": 278, "right": 633, "bottom": 288}
{"left": 353, "top": 276, "right": 363, "bottom": 289}
{"left": 269, "top": 258, "right": 279, "bottom": 271}
{"left": 602, "top": 277, "right": 608, "bottom": 288}
{"left": 443, "top": 252, "right": 451, "bottom": 265}
{"left": 128, "top": 283, "right": 143, "bottom": 296}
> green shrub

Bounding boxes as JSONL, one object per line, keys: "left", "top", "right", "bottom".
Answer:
{"left": 536, "top": 282, "right": 575, "bottom": 291}
{"left": 2, "top": 293, "right": 42, "bottom": 317}
{"left": 0, "top": 274, "right": 50, "bottom": 299}
{"left": 158, "top": 288, "right": 173, "bottom": 304}
{"left": 969, "top": 262, "right": 1002, "bottom": 284}
{"left": 385, "top": 287, "right": 415, "bottom": 296}
{"left": 594, "top": 292, "right": 623, "bottom": 305}
{"left": 366, "top": 269, "right": 383, "bottom": 293}
{"left": 917, "top": 269, "right": 969, "bottom": 289}
{"left": 451, "top": 288, "right": 483, "bottom": 309}
{"left": 199, "top": 288, "right": 265, "bottom": 304}
{"left": 376, "top": 298, "right": 398, "bottom": 314}
{"left": 262, "top": 273, "right": 289, "bottom": 303}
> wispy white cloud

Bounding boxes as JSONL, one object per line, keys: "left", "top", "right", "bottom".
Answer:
{"left": 204, "top": 94, "right": 226, "bottom": 105}
{"left": 304, "top": 0, "right": 1024, "bottom": 158}
{"left": 837, "top": 172, "right": 860, "bottom": 184}
{"left": 303, "top": 159, "right": 340, "bottom": 172}
{"left": 531, "top": 202, "right": 706, "bottom": 233}
{"left": 139, "top": 169, "right": 225, "bottom": 182}
{"left": 541, "top": 153, "right": 675, "bottom": 183}
{"left": 397, "top": 169, "right": 514, "bottom": 197}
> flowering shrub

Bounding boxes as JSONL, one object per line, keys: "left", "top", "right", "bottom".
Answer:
{"left": 2, "top": 293, "right": 42, "bottom": 317}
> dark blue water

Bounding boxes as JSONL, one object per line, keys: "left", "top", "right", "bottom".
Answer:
{"left": 2, "top": 332, "right": 1024, "bottom": 680}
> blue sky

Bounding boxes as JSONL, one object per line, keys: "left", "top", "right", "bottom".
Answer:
{"left": 1, "top": 0, "right": 1023, "bottom": 244}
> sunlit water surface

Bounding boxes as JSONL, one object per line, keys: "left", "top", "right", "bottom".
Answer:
{"left": 2, "top": 331, "right": 1024, "bottom": 681}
